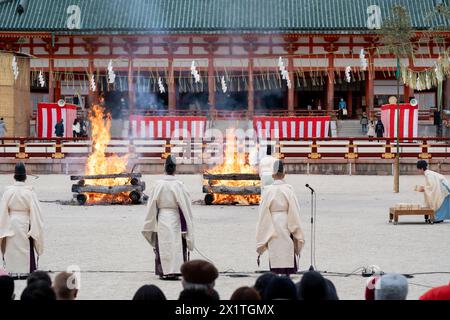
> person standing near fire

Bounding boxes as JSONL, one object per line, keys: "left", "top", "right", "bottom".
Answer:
{"left": 256, "top": 160, "right": 305, "bottom": 276}
{"left": 259, "top": 145, "right": 278, "bottom": 189}
{"left": 415, "top": 160, "right": 450, "bottom": 223}
{"left": 0, "top": 162, "right": 44, "bottom": 276}
{"left": 142, "top": 156, "right": 194, "bottom": 280}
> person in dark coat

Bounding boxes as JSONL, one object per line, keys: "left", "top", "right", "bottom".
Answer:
{"left": 375, "top": 119, "right": 385, "bottom": 138}
{"left": 55, "top": 119, "right": 64, "bottom": 137}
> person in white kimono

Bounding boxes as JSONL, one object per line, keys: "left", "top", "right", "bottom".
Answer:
{"left": 0, "top": 162, "right": 44, "bottom": 276}
{"left": 259, "top": 145, "right": 278, "bottom": 189}
{"left": 256, "top": 160, "right": 305, "bottom": 275}
{"left": 416, "top": 160, "right": 450, "bottom": 223}
{"left": 142, "top": 156, "right": 194, "bottom": 280}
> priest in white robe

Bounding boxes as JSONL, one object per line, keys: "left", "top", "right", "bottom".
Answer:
{"left": 256, "top": 160, "right": 305, "bottom": 275}
{"left": 142, "top": 156, "right": 194, "bottom": 280}
{"left": 259, "top": 145, "right": 278, "bottom": 189}
{"left": 416, "top": 160, "right": 450, "bottom": 223}
{"left": 0, "top": 162, "right": 44, "bottom": 276}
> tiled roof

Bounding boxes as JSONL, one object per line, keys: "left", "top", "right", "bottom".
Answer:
{"left": 0, "top": 0, "right": 448, "bottom": 34}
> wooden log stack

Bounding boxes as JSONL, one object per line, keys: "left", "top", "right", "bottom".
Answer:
{"left": 70, "top": 173, "right": 147, "bottom": 205}
{"left": 202, "top": 172, "right": 261, "bottom": 205}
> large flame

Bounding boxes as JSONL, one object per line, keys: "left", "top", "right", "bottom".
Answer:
{"left": 84, "top": 105, "right": 130, "bottom": 204}
{"left": 206, "top": 129, "right": 260, "bottom": 205}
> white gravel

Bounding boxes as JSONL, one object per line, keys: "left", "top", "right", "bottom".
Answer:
{"left": 1, "top": 173, "right": 449, "bottom": 300}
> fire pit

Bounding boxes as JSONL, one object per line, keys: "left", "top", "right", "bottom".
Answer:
{"left": 202, "top": 130, "right": 261, "bottom": 206}
{"left": 203, "top": 173, "right": 261, "bottom": 205}
{"left": 71, "top": 173, "right": 147, "bottom": 205}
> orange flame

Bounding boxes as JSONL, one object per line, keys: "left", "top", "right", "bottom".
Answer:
{"left": 84, "top": 105, "right": 130, "bottom": 204}
{"left": 206, "top": 129, "right": 260, "bottom": 205}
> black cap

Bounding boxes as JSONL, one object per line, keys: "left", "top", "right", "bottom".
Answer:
{"left": 165, "top": 155, "right": 176, "bottom": 175}
{"left": 14, "top": 162, "right": 26, "bottom": 181}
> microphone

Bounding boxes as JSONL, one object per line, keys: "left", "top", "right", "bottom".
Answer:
{"left": 305, "top": 184, "right": 315, "bottom": 193}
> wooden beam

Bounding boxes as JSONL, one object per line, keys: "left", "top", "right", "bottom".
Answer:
{"left": 203, "top": 173, "right": 260, "bottom": 180}
{"left": 203, "top": 185, "right": 261, "bottom": 195}
{"left": 72, "top": 184, "right": 143, "bottom": 194}
{"left": 70, "top": 173, "right": 142, "bottom": 180}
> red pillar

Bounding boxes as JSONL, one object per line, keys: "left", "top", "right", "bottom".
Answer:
{"left": 248, "top": 58, "right": 254, "bottom": 117}
{"left": 347, "top": 90, "right": 353, "bottom": 118}
{"left": 288, "top": 57, "right": 295, "bottom": 114}
{"left": 168, "top": 57, "right": 176, "bottom": 113}
{"left": 128, "top": 57, "right": 135, "bottom": 114}
{"left": 208, "top": 56, "right": 216, "bottom": 109}
{"left": 326, "top": 55, "right": 335, "bottom": 111}
{"left": 49, "top": 55, "right": 55, "bottom": 102}
{"left": 365, "top": 54, "right": 375, "bottom": 111}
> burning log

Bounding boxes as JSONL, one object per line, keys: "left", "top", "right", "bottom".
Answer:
{"left": 202, "top": 185, "right": 261, "bottom": 195}
{"left": 70, "top": 173, "right": 142, "bottom": 181}
{"left": 72, "top": 184, "right": 144, "bottom": 195}
{"left": 203, "top": 173, "right": 260, "bottom": 181}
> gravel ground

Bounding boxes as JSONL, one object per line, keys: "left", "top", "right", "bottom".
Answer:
{"left": 1, "top": 174, "right": 449, "bottom": 300}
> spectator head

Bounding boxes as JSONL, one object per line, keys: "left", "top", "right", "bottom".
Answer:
{"left": 164, "top": 155, "right": 177, "bottom": 175}
{"left": 230, "top": 287, "right": 261, "bottom": 300}
{"left": 181, "top": 260, "right": 218, "bottom": 291}
{"left": 20, "top": 280, "right": 56, "bottom": 301}
{"left": 132, "top": 284, "right": 166, "bottom": 301}
{"left": 53, "top": 272, "right": 78, "bottom": 300}
{"left": 375, "top": 273, "right": 408, "bottom": 300}
{"left": 297, "top": 271, "right": 338, "bottom": 300}
{"left": 27, "top": 270, "right": 51, "bottom": 287}
{"left": 178, "top": 288, "right": 219, "bottom": 301}
{"left": 254, "top": 272, "right": 277, "bottom": 298}
{"left": 0, "top": 275, "right": 15, "bottom": 300}
{"left": 365, "top": 276, "right": 380, "bottom": 300}
{"left": 417, "top": 160, "right": 428, "bottom": 173}
{"left": 14, "top": 162, "right": 27, "bottom": 182}
{"left": 263, "top": 276, "right": 297, "bottom": 300}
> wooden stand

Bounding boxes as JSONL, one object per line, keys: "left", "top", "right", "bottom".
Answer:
{"left": 389, "top": 207, "right": 435, "bottom": 225}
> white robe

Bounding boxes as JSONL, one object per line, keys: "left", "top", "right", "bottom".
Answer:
{"left": 142, "top": 176, "right": 194, "bottom": 275}
{"left": 0, "top": 182, "right": 44, "bottom": 274}
{"left": 256, "top": 180, "right": 305, "bottom": 269}
{"left": 423, "top": 170, "right": 450, "bottom": 211}
{"left": 259, "top": 155, "right": 278, "bottom": 188}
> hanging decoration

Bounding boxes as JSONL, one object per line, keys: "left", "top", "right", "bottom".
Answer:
{"left": 345, "top": 66, "right": 352, "bottom": 83}
{"left": 190, "top": 60, "right": 201, "bottom": 83}
{"left": 278, "top": 57, "right": 292, "bottom": 89}
{"left": 399, "top": 53, "right": 450, "bottom": 91}
{"left": 38, "top": 70, "right": 46, "bottom": 87}
{"left": 221, "top": 76, "right": 227, "bottom": 93}
{"left": 107, "top": 60, "right": 116, "bottom": 84}
{"left": 158, "top": 77, "right": 165, "bottom": 93}
{"left": 12, "top": 56, "right": 19, "bottom": 80}
{"left": 89, "top": 74, "right": 97, "bottom": 92}
{"left": 360, "top": 49, "right": 368, "bottom": 71}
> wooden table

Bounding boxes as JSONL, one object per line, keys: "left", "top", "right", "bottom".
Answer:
{"left": 389, "top": 207, "right": 435, "bottom": 225}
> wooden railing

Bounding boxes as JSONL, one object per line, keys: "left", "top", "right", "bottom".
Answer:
{"left": 1, "top": 137, "right": 449, "bottom": 161}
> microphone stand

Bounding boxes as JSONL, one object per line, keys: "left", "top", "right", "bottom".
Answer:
{"left": 299, "top": 184, "right": 318, "bottom": 274}
{"left": 308, "top": 186, "right": 315, "bottom": 271}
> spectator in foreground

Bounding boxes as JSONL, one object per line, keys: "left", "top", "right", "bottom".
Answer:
{"left": 375, "top": 273, "right": 408, "bottom": 300}
{"left": 53, "top": 272, "right": 78, "bottom": 300}
{"left": 230, "top": 287, "right": 261, "bottom": 300}
{"left": 180, "top": 260, "right": 219, "bottom": 300}
{"left": 254, "top": 272, "right": 277, "bottom": 298}
{"left": 365, "top": 276, "right": 380, "bottom": 300}
{"left": 21, "top": 280, "right": 56, "bottom": 301}
{"left": 27, "top": 270, "right": 52, "bottom": 287}
{"left": 296, "top": 271, "right": 339, "bottom": 300}
{"left": 263, "top": 276, "right": 297, "bottom": 300}
{"left": 0, "top": 269, "right": 15, "bottom": 301}
{"left": 420, "top": 282, "right": 450, "bottom": 300}
{"left": 133, "top": 284, "right": 166, "bottom": 301}
{"left": 179, "top": 288, "right": 218, "bottom": 301}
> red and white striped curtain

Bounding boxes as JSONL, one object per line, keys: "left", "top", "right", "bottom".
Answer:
{"left": 253, "top": 116, "right": 331, "bottom": 139}
{"left": 129, "top": 116, "right": 207, "bottom": 139}
{"left": 36, "top": 103, "right": 78, "bottom": 138}
{"left": 380, "top": 103, "right": 418, "bottom": 138}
